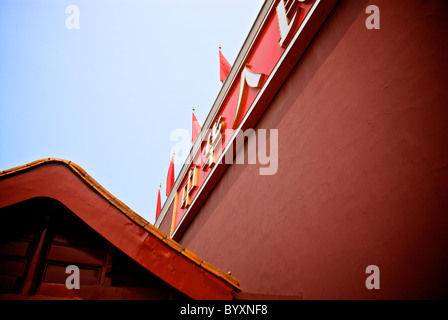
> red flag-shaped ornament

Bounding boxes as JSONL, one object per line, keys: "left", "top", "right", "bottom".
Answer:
{"left": 219, "top": 47, "right": 231, "bottom": 82}
{"left": 192, "top": 111, "right": 201, "bottom": 142}
{"left": 166, "top": 156, "right": 175, "bottom": 196}
{"left": 156, "top": 186, "right": 161, "bottom": 220}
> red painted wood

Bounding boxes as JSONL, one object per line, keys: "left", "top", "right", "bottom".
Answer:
{"left": 0, "top": 241, "right": 30, "bottom": 257}
{"left": 46, "top": 245, "right": 106, "bottom": 266}
{"left": 20, "top": 226, "right": 47, "bottom": 295}
{"left": 0, "top": 164, "right": 237, "bottom": 299}
{"left": 0, "top": 197, "right": 191, "bottom": 299}
{"left": 42, "top": 264, "right": 101, "bottom": 286}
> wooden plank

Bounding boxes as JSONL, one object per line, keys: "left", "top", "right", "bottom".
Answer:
{"left": 0, "top": 240, "right": 30, "bottom": 257}
{"left": 42, "top": 264, "right": 101, "bottom": 285}
{"left": 0, "top": 258, "right": 26, "bottom": 277}
{"left": 47, "top": 244, "right": 106, "bottom": 266}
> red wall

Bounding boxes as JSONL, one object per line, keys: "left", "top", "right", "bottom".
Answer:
{"left": 176, "top": 0, "right": 448, "bottom": 299}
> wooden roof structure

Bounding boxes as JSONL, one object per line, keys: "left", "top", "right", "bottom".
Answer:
{"left": 0, "top": 158, "right": 240, "bottom": 300}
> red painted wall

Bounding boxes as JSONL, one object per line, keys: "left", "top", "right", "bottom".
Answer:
{"left": 169, "top": 1, "right": 317, "bottom": 231}
{"left": 176, "top": 0, "right": 448, "bottom": 299}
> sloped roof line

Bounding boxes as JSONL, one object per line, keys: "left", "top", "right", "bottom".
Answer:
{"left": 0, "top": 158, "right": 240, "bottom": 290}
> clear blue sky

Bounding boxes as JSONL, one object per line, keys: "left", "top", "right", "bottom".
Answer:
{"left": 0, "top": 0, "right": 265, "bottom": 224}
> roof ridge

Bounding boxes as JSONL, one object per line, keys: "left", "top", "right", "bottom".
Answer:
{"left": 0, "top": 158, "right": 240, "bottom": 290}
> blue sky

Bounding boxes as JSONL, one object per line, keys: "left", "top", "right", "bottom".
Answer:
{"left": 0, "top": 0, "right": 265, "bottom": 223}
